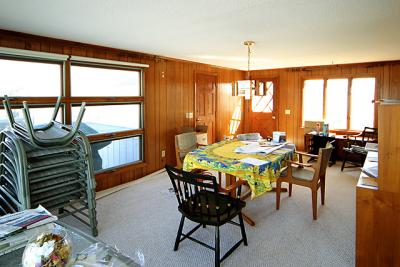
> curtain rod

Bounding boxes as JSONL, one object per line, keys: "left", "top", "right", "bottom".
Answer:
{"left": 0, "top": 47, "right": 68, "bottom": 61}
{"left": 70, "top": 55, "right": 149, "bottom": 68}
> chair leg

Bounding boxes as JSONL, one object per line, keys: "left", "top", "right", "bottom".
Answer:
{"left": 341, "top": 152, "right": 347, "bottom": 171}
{"left": 311, "top": 189, "right": 318, "bottom": 220}
{"left": 174, "top": 215, "right": 185, "bottom": 251}
{"left": 276, "top": 181, "right": 281, "bottom": 210}
{"left": 215, "top": 226, "right": 220, "bottom": 267}
{"left": 321, "top": 180, "right": 326, "bottom": 205}
{"left": 238, "top": 213, "right": 248, "bottom": 246}
{"left": 289, "top": 183, "right": 292, "bottom": 197}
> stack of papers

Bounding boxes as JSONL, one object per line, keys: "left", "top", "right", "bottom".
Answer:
{"left": 362, "top": 166, "right": 378, "bottom": 178}
{"left": 365, "top": 142, "right": 378, "bottom": 152}
{"left": 0, "top": 205, "right": 57, "bottom": 256}
{"left": 239, "top": 158, "right": 270, "bottom": 166}
{"left": 0, "top": 205, "right": 57, "bottom": 238}
{"left": 361, "top": 177, "right": 378, "bottom": 188}
{"left": 367, "top": 151, "right": 378, "bottom": 162}
{"left": 235, "top": 143, "right": 286, "bottom": 154}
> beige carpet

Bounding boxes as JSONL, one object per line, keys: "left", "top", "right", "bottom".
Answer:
{"left": 67, "top": 163, "right": 360, "bottom": 266}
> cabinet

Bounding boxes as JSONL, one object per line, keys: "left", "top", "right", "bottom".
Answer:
{"left": 355, "top": 103, "right": 400, "bottom": 266}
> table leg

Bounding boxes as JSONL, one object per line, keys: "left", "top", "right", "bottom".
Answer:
{"left": 225, "top": 174, "right": 256, "bottom": 226}
{"left": 225, "top": 174, "right": 237, "bottom": 198}
{"left": 242, "top": 213, "right": 255, "bottom": 226}
{"left": 224, "top": 175, "right": 288, "bottom": 226}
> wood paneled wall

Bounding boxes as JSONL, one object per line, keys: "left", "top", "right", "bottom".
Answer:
{"left": 2, "top": 29, "right": 399, "bottom": 189}
{"left": 248, "top": 62, "right": 400, "bottom": 150}
{"left": 0, "top": 30, "right": 245, "bottom": 190}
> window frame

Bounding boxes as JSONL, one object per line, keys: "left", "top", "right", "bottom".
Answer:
{"left": 0, "top": 56, "right": 146, "bottom": 175}
{"left": 67, "top": 61, "right": 145, "bottom": 173}
{"left": 0, "top": 54, "right": 65, "bottom": 97}
{"left": 300, "top": 75, "right": 378, "bottom": 131}
{"left": 90, "top": 134, "right": 144, "bottom": 173}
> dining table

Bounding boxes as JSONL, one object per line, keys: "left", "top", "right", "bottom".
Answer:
{"left": 183, "top": 139, "right": 296, "bottom": 225}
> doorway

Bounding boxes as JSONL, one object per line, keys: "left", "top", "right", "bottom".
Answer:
{"left": 195, "top": 72, "right": 217, "bottom": 143}
{"left": 248, "top": 79, "right": 278, "bottom": 138}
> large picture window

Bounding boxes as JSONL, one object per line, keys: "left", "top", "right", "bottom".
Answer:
{"left": 302, "top": 77, "right": 376, "bottom": 131}
{"left": 0, "top": 56, "right": 145, "bottom": 175}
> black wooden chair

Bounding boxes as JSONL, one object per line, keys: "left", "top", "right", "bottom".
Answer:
{"left": 341, "top": 127, "right": 378, "bottom": 171}
{"left": 165, "top": 165, "right": 248, "bottom": 267}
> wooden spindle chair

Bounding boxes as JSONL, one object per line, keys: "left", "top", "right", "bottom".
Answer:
{"left": 165, "top": 165, "right": 248, "bottom": 267}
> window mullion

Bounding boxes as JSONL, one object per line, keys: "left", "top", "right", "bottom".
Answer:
{"left": 347, "top": 78, "right": 352, "bottom": 130}
{"left": 323, "top": 78, "right": 327, "bottom": 120}
{"left": 64, "top": 60, "right": 72, "bottom": 125}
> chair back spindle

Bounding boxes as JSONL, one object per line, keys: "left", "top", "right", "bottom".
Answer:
{"left": 165, "top": 165, "right": 248, "bottom": 266}
{"left": 361, "top": 127, "right": 378, "bottom": 143}
{"left": 166, "top": 166, "right": 223, "bottom": 222}
{"left": 165, "top": 165, "right": 245, "bottom": 226}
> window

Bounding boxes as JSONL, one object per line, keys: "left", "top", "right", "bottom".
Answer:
{"left": 0, "top": 58, "right": 61, "bottom": 96}
{"left": 0, "top": 57, "right": 63, "bottom": 131}
{"left": 302, "top": 80, "right": 324, "bottom": 122}
{"left": 302, "top": 77, "right": 376, "bottom": 130}
{"left": 91, "top": 136, "right": 142, "bottom": 172}
{"left": 71, "top": 65, "right": 141, "bottom": 96}
{"left": 350, "top": 78, "right": 375, "bottom": 130}
{"left": 71, "top": 104, "right": 141, "bottom": 135}
{"left": 325, "top": 79, "right": 348, "bottom": 129}
{"left": 0, "top": 106, "right": 62, "bottom": 130}
{"left": 0, "top": 56, "right": 145, "bottom": 175}
{"left": 252, "top": 81, "right": 274, "bottom": 113}
{"left": 70, "top": 63, "right": 144, "bottom": 172}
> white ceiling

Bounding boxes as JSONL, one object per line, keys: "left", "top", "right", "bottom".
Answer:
{"left": 0, "top": 0, "right": 399, "bottom": 70}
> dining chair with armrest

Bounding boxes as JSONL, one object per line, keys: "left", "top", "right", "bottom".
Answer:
{"left": 276, "top": 142, "right": 333, "bottom": 220}
{"left": 175, "top": 132, "right": 200, "bottom": 168}
{"left": 165, "top": 165, "right": 248, "bottom": 267}
{"left": 175, "top": 131, "right": 223, "bottom": 182}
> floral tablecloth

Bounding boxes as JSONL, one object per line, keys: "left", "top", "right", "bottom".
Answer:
{"left": 183, "top": 140, "right": 296, "bottom": 198}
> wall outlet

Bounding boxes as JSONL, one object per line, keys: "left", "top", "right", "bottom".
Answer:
{"left": 161, "top": 150, "right": 166, "bottom": 158}
{"left": 285, "top": 109, "right": 291, "bottom": 115}
{"left": 185, "top": 112, "right": 193, "bottom": 119}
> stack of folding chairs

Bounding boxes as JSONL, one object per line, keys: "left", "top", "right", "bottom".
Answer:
{"left": 0, "top": 96, "right": 98, "bottom": 236}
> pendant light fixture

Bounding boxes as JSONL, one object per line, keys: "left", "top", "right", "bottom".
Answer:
{"left": 235, "top": 41, "right": 256, "bottom": 100}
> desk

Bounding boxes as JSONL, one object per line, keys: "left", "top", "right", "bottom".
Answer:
{"left": 304, "top": 132, "right": 370, "bottom": 163}
{"left": 304, "top": 133, "right": 354, "bottom": 164}
{"left": 183, "top": 140, "right": 295, "bottom": 199}
{"left": 0, "top": 222, "right": 140, "bottom": 266}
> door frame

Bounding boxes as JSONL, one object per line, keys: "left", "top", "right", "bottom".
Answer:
{"left": 194, "top": 70, "right": 218, "bottom": 142}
